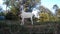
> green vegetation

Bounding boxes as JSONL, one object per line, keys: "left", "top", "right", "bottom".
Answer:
{"left": 0, "top": 21, "right": 60, "bottom": 34}
{"left": 0, "top": 0, "right": 60, "bottom": 34}
{"left": 5, "top": 12, "right": 19, "bottom": 20}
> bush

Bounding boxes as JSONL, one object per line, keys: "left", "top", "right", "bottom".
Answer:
{"left": 5, "top": 12, "right": 19, "bottom": 20}
{"left": 0, "top": 21, "right": 60, "bottom": 34}
{"left": 0, "top": 22, "right": 29, "bottom": 34}
{"left": 0, "top": 16, "right": 5, "bottom": 20}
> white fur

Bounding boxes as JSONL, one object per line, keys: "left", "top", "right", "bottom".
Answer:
{"left": 20, "top": 5, "right": 33, "bottom": 25}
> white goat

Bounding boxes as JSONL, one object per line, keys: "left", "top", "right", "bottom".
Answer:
{"left": 20, "top": 5, "right": 34, "bottom": 25}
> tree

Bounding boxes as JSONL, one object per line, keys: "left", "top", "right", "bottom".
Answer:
{"left": 37, "top": 6, "right": 52, "bottom": 22}
{"left": 53, "top": 5, "right": 60, "bottom": 21}
{"left": 22, "top": 0, "right": 40, "bottom": 12}
{"left": 3, "top": 0, "right": 41, "bottom": 14}
{"left": 37, "top": 6, "right": 57, "bottom": 22}
{"left": 3, "top": 0, "right": 41, "bottom": 20}
{"left": 0, "top": 12, "right": 5, "bottom": 16}
{"left": 0, "top": 6, "right": 3, "bottom": 12}
{"left": 56, "top": 9, "right": 60, "bottom": 20}
{"left": 10, "top": 6, "right": 18, "bottom": 15}
{"left": 53, "top": 4, "right": 59, "bottom": 11}
{"left": 0, "top": 6, "right": 5, "bottom": 16}
{"left": 3, "top": 0, "right": 20, "bottom": 15}
{"left": 38, "top": 12, "right": 49, "bottom": 22}
{"left": 3, "top": 0, "right": 11, "bottom": 12}
{"left": 53, "top": 4, "right": 59, "bottom": 15}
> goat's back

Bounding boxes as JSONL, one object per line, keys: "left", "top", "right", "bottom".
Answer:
{"left": 21, "top": 12, "right": 33, "bottom": 18}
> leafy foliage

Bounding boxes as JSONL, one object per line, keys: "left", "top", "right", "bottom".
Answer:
{"left": 0, "top": 6, "right": 3, "bottom": 12}
{"left": 10, "top": 6, "right": 19, "bottom": 15}
{"left": 5, "top": 12, "right": 19, "bottom": 20}
{"left": 0, "top": 12, "right": 5, "bottom": 16}
{"left": 38, "top": 12, "right": 50, "bottom": 22}
{"left": 53, "top": 4, "right": 59, "bottom": 11}
{"left": 56, "top": 9, "right": 60, "bottom": 16}
{"left": 0, "top": 21, "right": 60, "bottom": 34}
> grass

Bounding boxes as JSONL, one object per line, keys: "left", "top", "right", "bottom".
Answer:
{"left": 0, "top": 20, "right": 60, "bottom": 34}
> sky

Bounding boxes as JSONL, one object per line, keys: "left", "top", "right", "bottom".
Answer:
{"left": 0, "top": 0, "right": 60, "bottom": 14}
{"left": 0, "top": 0, "right": 6, "bottom": 10}
{"left": 41, "top": 0, "right": 60, "bottom": 14}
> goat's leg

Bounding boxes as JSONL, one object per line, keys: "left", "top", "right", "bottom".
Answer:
{"left": 21, "top": 18, "right": 24, "bottom": 25}
{"left": 31, "top": 17, "right": 33, "bottom": 25}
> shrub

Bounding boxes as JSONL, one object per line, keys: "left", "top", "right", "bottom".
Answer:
{"left": 5, "top": 12, "right": 19, "bottom": 20}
